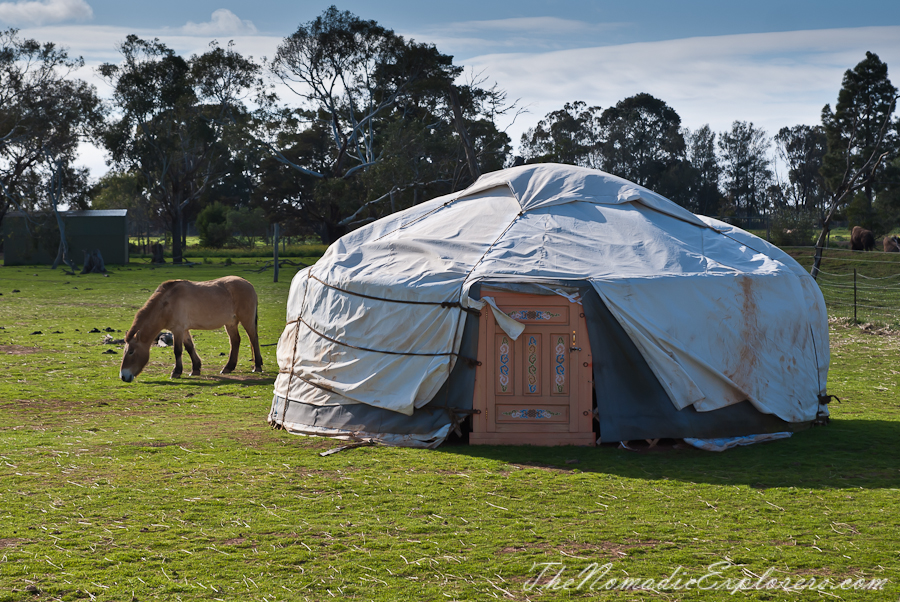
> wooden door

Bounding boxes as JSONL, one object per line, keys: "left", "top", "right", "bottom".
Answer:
{"left": 471, "top": 292, "right": 595, "bottom": 446}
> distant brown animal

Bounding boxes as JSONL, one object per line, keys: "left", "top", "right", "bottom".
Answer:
{"left": 850, "top": 226, "right": 875, "bottom": 251}
{"left": 884, "top": 235, "right": 900, "bottom": 252}
{"left": 120, "top": 276, "right": 262, "bottom": 382}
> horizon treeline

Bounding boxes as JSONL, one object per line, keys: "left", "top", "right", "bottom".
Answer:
{"left": 1, "top": 7, "right": 898, "bottom": 259}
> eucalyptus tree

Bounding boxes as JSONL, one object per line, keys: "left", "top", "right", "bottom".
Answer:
{"left": 821, "top": 51, "right": 898, "bottom": 230}
{"left": 597, "top": 93, "right": 687, "bottom": 192}
{"left": 811, "top": 53, "right": 898, "bottom": 277}
{"left": 263, "top": 6, "right": 511, "bottom": 243}
{"left": 99, "top": 37, "right": 262, "bottom": 263}
{"left": 0, "top": 29, "right": 102, "bottom": 270}
{"left": 717, "top": 121, "right": 773, "bottom": 217}
{"left": 774, "top": 125, "right": 827, "bottom": 217}
{"left": 518, "top": 101, "right": 603, "bottom": 167}
{"left": 0, "top": 29, "right": 100, "bottom": 225}
{"left": 684, "top": 125, "right": 722, "bottom": 215}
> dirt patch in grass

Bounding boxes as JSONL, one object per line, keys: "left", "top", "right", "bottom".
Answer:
{"left": 499, "top": 539, "right": 662, "bottom": 557}
{"left": 0, "top": 345, "right": 42, "bottom": 355}
{"left": 125, "top": 441, "right": 181, "bottom": 448}
{"left": 3, "top": 398, "right": 94, "bottom": 411}
{"left": 230, "top": 426, "right": 283, "bottom": 448}
{"left": 0, "top": 538, "right": 27, "bottom": 549}
{"left": 221, "top": 537, "right": 248, "bottom": 545}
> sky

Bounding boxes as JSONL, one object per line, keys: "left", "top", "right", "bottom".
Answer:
{"left": 3, "top": 0, "right": 900, "bottom": 179}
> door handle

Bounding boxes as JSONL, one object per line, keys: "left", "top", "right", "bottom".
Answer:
{"left": 570, "top": 347, "right": 581, "bottom": 352}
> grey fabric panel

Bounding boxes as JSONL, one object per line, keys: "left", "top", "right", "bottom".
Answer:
{"left": 581, "top": 287, "right": 800, "bottom": 441}
{"left": 274, "top": 294, "right": 481, "bottom": 436}
{"left": 274, "top": 394, "right": 454, "bottom": 435}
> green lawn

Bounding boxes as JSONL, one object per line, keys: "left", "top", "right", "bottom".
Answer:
{"left": 0, "top": 262, "right": 897, "bottom": 600}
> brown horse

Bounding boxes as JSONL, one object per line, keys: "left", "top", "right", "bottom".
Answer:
{"left": 850, "top": 226, "right": 875, "bottom": 251}
{"left": 120, "top": 276, "right": 263, "bottom": 382}
{"left": 884, "top": 235, "right": 900, "bottom": 252}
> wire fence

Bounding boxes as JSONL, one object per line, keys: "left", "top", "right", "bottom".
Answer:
{"left": 810, "top": 251, "right": 900, "bottom": 325}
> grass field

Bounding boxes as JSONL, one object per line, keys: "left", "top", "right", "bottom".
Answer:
{"left": 0, "top": 261, "right": 898, "bottom": 601}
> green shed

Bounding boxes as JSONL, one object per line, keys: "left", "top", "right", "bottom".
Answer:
{"left": 2, "top": 210, "right": 129, "bottom": 266}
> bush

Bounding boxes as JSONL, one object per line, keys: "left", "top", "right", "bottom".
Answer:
{"left": 196, "top": 202, "right": 231, "bottom": 248}
{"left": 770, "top": 209, "right": 817, "bottom": 247}
{"left": 226, "top": 206, "right": 267, "bottom": 248}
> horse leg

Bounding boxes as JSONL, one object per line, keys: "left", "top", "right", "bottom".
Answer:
{"left": 171, "top": 331, "right": 184, "bottom": 378}
{"left": 185, "top": 330, "right": 202, "bottom": 376}
{"left": 221, "top": 323, "right": 240, "bottom": 374}
{"left": 243, "top": 309, "right": 264, "bottom": 373}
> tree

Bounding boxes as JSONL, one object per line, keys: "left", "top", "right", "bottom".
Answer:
{"left": 261, "top": 7, "right": 511, "bottom": 243}
{"left": 717, "top": 121, "right": 773, "bottom": 217}
{"left": 91, "top": 170, "right": 160, "bottom": 249}
{"left": 195, "top": 201, "right": 231, "bottom": 248}
{"left": 684, "top": 125, "right": 722, "bottom": 215}
{"left": 821, "top": 51, "right": 898, "bottom": 230}
{"left": 227, "top": 206, "right": 267, "bottom": 247}
{"left": 597, "top": 93, "right": 687, "bottom": 192}
{"left": 270, "top": 7, "right": 458, "bottom": 179}
{"left": 773, "top": 125, "right": 828, "bottom": 218}
{"left": 809, "top": 53, "right": 898, "bottom": 276}
{"left": 519, "top": 101, "right": 602, "bottom": 167}
{"left": 0, "top": 29, "right": 100, "bottom": 225}
{"left": 0, "top": 29, "right": 101, "bottom": 270}
{"left": 99, "top": 37, "right": 262, "bottom": 263}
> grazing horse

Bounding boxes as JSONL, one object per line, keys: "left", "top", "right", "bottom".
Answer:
{"left": 120, "top": 276, "right": 263, "bottom": 382}
{"left": 850, "top": 226, "right": 875, "bottom": 251}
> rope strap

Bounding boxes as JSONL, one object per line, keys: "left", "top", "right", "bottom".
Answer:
{"left": 818, "top": 394, "right": 841, "bottom": 405}
{"left": 290, "top": 316, "right": 482, "bottom": 368}
{"left": 308, "top": 273, "right": 481, "bottom": 316}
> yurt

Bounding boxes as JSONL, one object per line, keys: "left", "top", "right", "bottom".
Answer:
{"left": 270, "top": 164, "right": 830, "bottom": 448}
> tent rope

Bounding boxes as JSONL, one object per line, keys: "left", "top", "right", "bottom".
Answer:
{"left": 278, "top": 268, "right": 311, "bottom": 427}
{"left": 288, "top": 315, "right": 482, "bottom": 367}
{"left": 307, "top": 273, "right": 481, "bottom": 316}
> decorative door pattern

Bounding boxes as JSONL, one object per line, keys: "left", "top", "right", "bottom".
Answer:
{"left": 472, "top": 292, "right": 595, "bottom": 446}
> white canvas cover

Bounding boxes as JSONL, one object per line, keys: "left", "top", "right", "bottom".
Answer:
{"left": 273, "top": 164, "right": 828, "bottom": 426}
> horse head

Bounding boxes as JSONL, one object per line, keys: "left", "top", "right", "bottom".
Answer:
{"left": 120, "top": 329, "right": 151, "bottom": 382}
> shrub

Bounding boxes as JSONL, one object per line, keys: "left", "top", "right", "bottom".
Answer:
{"left": 196, "top": 202, "right": 231, "bottom": 248}
{"left": 770, "top": 209, "right": 818, "bottom": 246}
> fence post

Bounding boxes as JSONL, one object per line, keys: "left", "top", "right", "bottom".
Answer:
{"left": 853, "top": 268, "right": 857, "bottom": 323}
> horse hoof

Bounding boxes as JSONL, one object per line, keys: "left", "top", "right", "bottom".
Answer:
{"left": 252, "top": 365, "right": 263, "bottom": 373}
{"left": 170, "top": 372, "right": 182, "bottom": 379}
{"left": 190, "top": 370, "right": 201, "bottom": 376}
{"left": 220, "top": 368, "right": 233, "bottom": 374}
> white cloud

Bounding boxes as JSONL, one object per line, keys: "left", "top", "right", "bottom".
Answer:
{"left": 412, "top": 16, "right": 626, "bottom": 54}
{"left": 12, "top": 20, "right": 900, "bottom": 180}
{"left": 182, "top": 9, "right": 257, "bottom": 36}
{"left": 462, "top": 27, "right": 900, "bottom": 147}
{"left": 444, "top": 16, "right": 620, "bottom": 35}
{"left": 0, "top": 0, "right": 91, "bottom": 26}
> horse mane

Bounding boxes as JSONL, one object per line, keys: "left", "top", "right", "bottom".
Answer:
{"left": 127, "top": 280, "right": 183, "bottom": 340}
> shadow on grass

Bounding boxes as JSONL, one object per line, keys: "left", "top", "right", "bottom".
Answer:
{"left": 140, "top": 375, "right": 275, "bottom": 388}
{"left": 437, "top": 419, "right": 900, "bottom": 490}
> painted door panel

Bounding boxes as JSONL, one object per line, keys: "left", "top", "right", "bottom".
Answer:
{"left": 472, "top": 292, "right": 595, "bottom": 446}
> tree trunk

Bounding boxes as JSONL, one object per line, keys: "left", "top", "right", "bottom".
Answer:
{"left": 448, "top": 86, "right": 481, "bottom": 183}
{"left": 319, "top": 221, "right": 346, "bottom": 246}
{"left": 172, "top": 206, "right": 183, "bottom": 264}
{"left": 50, "top": 210, "right": 75, "bottom": 272}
